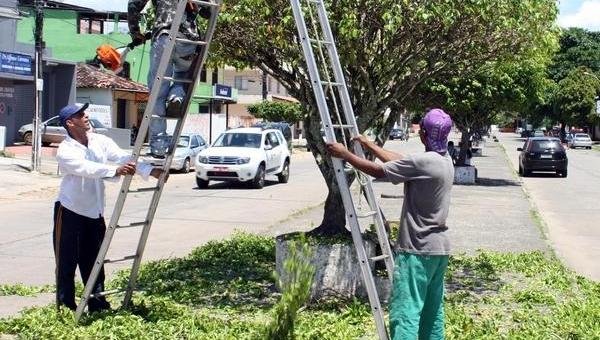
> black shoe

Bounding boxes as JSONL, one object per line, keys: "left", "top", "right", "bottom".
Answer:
{"left": 88, "top": 298, "right": 111, "bottom": 313}
{"left": 166, "top": 96, "right": 183, "bottom": 118}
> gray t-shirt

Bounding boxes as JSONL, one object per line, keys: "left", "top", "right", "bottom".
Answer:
{"left": 383, "top": 152, "right": 454, "bottom": 255}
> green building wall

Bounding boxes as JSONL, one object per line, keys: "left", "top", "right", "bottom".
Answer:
{"left": 14, "top": 7, "right": 231, "bottom": 106}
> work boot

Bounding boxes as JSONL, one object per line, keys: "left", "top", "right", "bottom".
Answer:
{"left": 165, "top": 96, "right": 183, "bottom": 118}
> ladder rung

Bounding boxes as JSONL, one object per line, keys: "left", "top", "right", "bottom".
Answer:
{"left": 356, "top": 211, "right": 377, "bottom": 218}
{"left": 163, "top": 76, "right": 193, "bottom": 84}
{"left": 331, "top": 124, "right": 354, "bottom": 129}
{"left": 190, "top": 0, "right": 219, "bottom": 7}
{"left": 309, "top": 38, "right": 333, "bottom": 45}
{"left": 104, "top": 255, "right": 137, "bottom": 264}
{"left": 175, "top": 38, "right": 207, "bottom": 46}
{"left": 89, "top": 289, "right": 124, "bottom": 299}
{"left": 129, "top": 187, "right": 159, "bottom": 193}
{"left": 117, "top": 221, "right": 147, "bottom": 229}
{"left": 370, "top": 254, "right": 390, "bottom": 262}
{"left": 321, "top": 81, "right": 343, "bottom": 86}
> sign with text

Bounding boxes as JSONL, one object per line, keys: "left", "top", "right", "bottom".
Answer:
{"left": 0, "top": 51, "right": 33, "bottom": 76}
{"left": 82, "top": 103, "right": 112, "bottom": 127}
{"left": 213, "top": 84, "right": 232, "bottom": 100}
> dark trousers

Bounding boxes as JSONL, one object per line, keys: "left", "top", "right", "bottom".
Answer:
{"left": 53, "top": 202, "right": 109, "bottom": 311}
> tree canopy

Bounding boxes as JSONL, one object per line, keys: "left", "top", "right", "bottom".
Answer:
{"left": 553, "top": 67, "right": 600, "bottom": 128}
{"left": 247, "top": 101, "right": 304, "bottom": 124}
{"left": 548, "top": 28, "right": 600, "bottom": 82}
{"left": 210, "top": 0, "right": 559, "bottom": 234}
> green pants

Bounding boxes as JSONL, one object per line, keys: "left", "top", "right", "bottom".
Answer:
{"left": 389, "top": 253, "right": 449, "bottom": 340}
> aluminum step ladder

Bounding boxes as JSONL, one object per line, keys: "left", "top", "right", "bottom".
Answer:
{"left": 74, "top": 0, "right": 221, "bottom": 322}
{"left": 290, "top": 0, "right": 395, "bottom": 339}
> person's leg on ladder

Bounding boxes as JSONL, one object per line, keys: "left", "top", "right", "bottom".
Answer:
{"left": 53, "top": 202, "right": 79, "bottom": 310}
{"left": 418, "top": 255, "right": 449, "bottom": 340}
{"left": 148, "top": 34, "right": 174, "bottom": 151}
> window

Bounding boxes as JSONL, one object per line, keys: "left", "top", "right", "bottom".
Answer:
{"left": 200, "top": 67, "right": 207, "bottom": 83}
{"left": 46, "top": 117, "right": 61, "bottom": 126}
{"left": 198, "top": 104, "right": 209, "bottom": 114}
{"left": 267, "top": 132, "right": 280, "bottom": 147}
{"left": 211, "top": 69, "right": 218, "bottom": 85}
{"left": 530, "top": 140, "right": 562, "bottom": 152}
{"left": 234, "top": 76, "right": 249, "bottom": 90}
{"left": 198, "top": 136, "right": 206, "bottom": 146}
{"left": 77, "top": 13, "right": 128, "bottom": 35}
{"left": 190, "top": 136, "right": 200, "bottom": 148}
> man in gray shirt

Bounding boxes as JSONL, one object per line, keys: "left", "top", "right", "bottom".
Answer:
{"left": 327, "top": 108, "right": 454, "bottom": 340}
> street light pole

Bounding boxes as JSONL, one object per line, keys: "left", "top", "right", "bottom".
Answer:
{"left": 31, "top": 0, "right": 45, "bottom": 172}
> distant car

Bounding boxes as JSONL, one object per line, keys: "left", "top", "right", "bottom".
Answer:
{"left": 567, "top": 133, "right": 592, "bottom": 149}
{"left": 389, "top": 129, "right": 407, "bottom": 141}
{"left": 520, "top": 130, "right": 534, "bottom": 138}
{"left": 195, "top": 127, "right": 291, "bottom": 189}
{"left": 518, "top": 137, "right": 568, "bottom": 177}
{"left": 516, "top": 127, "right": 524, "bottom": 134}
{"left": 18, "top": 115, "right": 108, "bottom": 146}
{"left": 142, "top": 133, "right": 208, "bottom": 173}
{"left": 533, "top": 130, "right": 545, "bottom": 137}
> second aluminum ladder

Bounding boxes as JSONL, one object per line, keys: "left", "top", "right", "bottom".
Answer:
{"left": 290, "top": 0, "right": 395, "bottom": 339}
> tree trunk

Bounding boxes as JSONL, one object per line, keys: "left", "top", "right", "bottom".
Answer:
{"left": 303, "top": 110, "right": 351, "bottom": 237}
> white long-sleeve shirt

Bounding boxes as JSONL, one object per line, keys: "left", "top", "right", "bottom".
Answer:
{"left": 56, "top": 133, "right": 152, "bottom": 219}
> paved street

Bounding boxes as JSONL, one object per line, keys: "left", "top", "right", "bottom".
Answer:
{"left": 499, "top": 133, "right": 600, "bottom": 280}
{"left": 0, "top": 150, "right": 327, "bottom": 286}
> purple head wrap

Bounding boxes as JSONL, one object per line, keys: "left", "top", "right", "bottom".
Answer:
{"left": 420, "top": 109, "right": 452, "bottom": 154}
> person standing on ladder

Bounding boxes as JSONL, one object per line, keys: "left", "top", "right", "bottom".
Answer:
{"left": 326, "top": 109, "right": 454, "bottom": 340}
{"left": 53, "top": 103, "right": 165, "bottom": 312}
{"left": 127, "top": 0, "right": 211, "bottom": 154}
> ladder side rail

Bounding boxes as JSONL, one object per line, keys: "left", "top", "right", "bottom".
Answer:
{"left": 337, "top": 162, "right": 389, "bottom": 340}
{"left": 357, "top": 174, "right": 395, "bottom": 280}
{"left": 313, "top": 1, "right": 358, "bottom": 133}
{"left": 290, "top": 0, "right": 337, "bottom": 145}
{"left": 122, "top": 1, "right": 222, "bottom": 307}
{"left": 313, "top": 0, "right": 395, "bottom": 280}
{"left": 75, "top": 0, "right": 191, "bottom": 322}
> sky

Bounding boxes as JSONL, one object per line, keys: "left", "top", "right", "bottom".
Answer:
{"left": 58, "top": 0, "right": 600, "bottom": 32}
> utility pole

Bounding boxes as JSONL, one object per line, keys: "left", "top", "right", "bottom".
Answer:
{"left": 31, "top": 0, "right": 44, "bottom": 172}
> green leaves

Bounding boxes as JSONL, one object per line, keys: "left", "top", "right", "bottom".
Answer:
{"left": 247, "top": 101, "right": 305, "bottom": 124}
{"left": 1, "top": 237, "right": 599, "bottom": 339}
{"left": 554, "top": 67, "right": 600, "bottom": 126}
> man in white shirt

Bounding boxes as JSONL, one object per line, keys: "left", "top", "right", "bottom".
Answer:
{"left": 53, "top": 103, "right": 164, "bottom": 312}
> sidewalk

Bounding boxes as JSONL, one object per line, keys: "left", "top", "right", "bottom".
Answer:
{"left": 269, "top": 137, "right": 547, "bottom": 254}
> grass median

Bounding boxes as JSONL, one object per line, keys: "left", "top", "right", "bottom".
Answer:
{"left": 1, "top": 232, "right": 598, "bottom": 339}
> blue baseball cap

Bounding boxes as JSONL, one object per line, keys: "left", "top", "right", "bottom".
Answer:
{"left": 59, "top": 103, "right": 89, "bottom": 126}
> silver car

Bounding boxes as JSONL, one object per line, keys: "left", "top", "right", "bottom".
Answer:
{"left": 18, "top": 115, "right": 107, "bottom": 146}
{"left": 568, "top": 133, "right": 593, "bottom": 149}
{"left": 142, "top": 133, "right": 208, "bottom": 173}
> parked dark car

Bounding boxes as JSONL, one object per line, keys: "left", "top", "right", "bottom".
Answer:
{"left": 252, "top": 121, "right": 293, "bottom": 152}
{"left": 518, "top": 137, "right": 568, "bottom": 177}
{"left": 389, "top": 128, "right": 407, "bottom": 141}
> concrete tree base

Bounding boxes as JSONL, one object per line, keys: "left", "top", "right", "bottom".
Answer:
{"left": 275, "top": 235, "right": 391, "bottom": 302}
{"left": 454, "top": 165, "right": 477, "bottom": 184}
